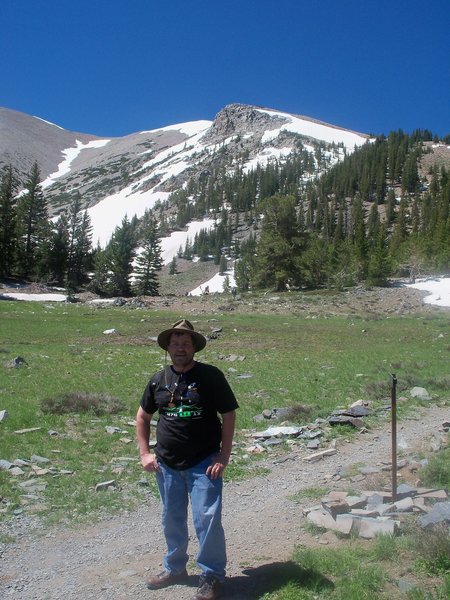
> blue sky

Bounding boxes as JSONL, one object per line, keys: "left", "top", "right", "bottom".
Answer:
{"left": 1, "top": 0, "right": 448, "bottom": 138}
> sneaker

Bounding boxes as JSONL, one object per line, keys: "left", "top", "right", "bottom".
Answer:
{"left": 191, "top": 575, "right": 223, "bottom": 600}
{"left": 146, "top": 569, "right": 188, "bottom": 589}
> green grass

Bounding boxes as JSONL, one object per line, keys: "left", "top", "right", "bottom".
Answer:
{"left": 0, "top": 299, "right": 449, "bottom": 533}
{"left": 258, "top": 529, "right": 450, "bottom": 600}
{"left": 420, "top": 447, "right": 450, "bottom": 489}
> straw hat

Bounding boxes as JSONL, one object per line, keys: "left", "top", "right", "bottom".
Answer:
{"left": 157, "top": 319, "right": 207, "bottom": 352}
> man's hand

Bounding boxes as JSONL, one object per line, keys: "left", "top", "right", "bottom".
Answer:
{"left": 206, "top": 452, "right": 229, "bottom": 480}
{"left": 140, "top": 452, "right": 160, "bottom": 472}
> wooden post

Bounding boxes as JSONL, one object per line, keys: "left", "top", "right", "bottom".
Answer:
{"left": 391, "top": 374, "right": 397, "bottom": 502}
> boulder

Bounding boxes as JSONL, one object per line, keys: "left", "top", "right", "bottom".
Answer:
{"left": 409, "top": 386, "right": 431, "bottom": 400}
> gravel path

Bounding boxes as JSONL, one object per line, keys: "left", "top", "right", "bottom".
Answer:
{"left": 1, "top": 403, "right": 448, "bottom": 600}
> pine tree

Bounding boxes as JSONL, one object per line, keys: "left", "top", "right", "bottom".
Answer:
{"left": 367, "top": 223, "right": 391, "bottom": 286}
{"left": 333, "top": 204, "right": 345, "bottom": 245}
{"left": 391, "top": 195, "right": 409, "bottom": 252}
{"left": 15, "top": 162, "right": 48, "bottom": 278}
{"left": 385, "top": 189, "right": 396, "bottom": 226}
{"left": 234, "top": 235, "right": 257, "bottom": 292}
{"left": 401, "top": 150, "right": 420, "bottom": 194}
{"left": 169, "top": 256, "right": 177, "bottom": 275}
{"left": 107, "top": 216, "right": 137, "bottom": 296}
{"left": 219, "top": 254, "right": 227, "bottom": 275}
{"left": 133, "top": 217, "right": 162, "bottom": 296}
{"left": 432, "top": 177, "right": 450, "bottom": 269}
{"left": 252, "top": 194, "right": 304, "bottom": 290}
{"left": 61, "top": 194, "right": 93, "bottom": 290}
{"left": 0, "top": 165, "right": 19, "bottom": 277}
{"left": 34, "top": 219, "right": 57, "bottom": 282}
{"left": 300, "top": 235, "right": 333, "bottom": 288}
{"left": 351, "top": 195, "right": 368, "bottom": 278}
{"left": 367, "top": 202, "right": 380, "bottom": 241}
{"left": 89, "top": 245, "right": 111, "bottom": 295}
{"left": 48, "top": 215, "right": 69, "bottom": 285}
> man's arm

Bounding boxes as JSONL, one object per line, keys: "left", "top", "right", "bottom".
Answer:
{"left": 136, "top": 406, "right": 159, "bottom": 472}
{"left": 207, "top": 410, "right": 236, "bottom": 479}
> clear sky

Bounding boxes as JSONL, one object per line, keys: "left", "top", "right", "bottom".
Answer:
{"left": 1, "top": 0, "right": 448, "bottom": 138}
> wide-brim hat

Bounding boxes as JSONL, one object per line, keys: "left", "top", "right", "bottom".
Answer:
{"left": 157, "top": 319, "right": 207, "bottom": 352}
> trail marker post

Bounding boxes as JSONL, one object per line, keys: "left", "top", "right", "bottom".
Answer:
{"left": 391, "top": 373, "right": 398, "bottom": 502}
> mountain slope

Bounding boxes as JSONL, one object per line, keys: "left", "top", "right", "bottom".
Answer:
{"left": 0, "top": 107, "right": 99, "bottom": 181}
{"left": 0, "top": 104, "right": 369, "bottom": 246}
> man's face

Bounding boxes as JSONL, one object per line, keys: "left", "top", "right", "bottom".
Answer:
{"left": 167, "top": 332, "right": 196, "bottom": 370}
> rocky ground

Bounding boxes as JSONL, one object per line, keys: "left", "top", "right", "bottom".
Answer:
{"left": 0, "top": 275, "right": 442, "bottom": 318}
{"left": 0, "top": 281, "right": 448, "bottom": 599}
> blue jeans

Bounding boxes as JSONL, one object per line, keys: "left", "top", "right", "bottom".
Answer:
{"left": 155, "top": 455, "right": 226, "bottom": 582}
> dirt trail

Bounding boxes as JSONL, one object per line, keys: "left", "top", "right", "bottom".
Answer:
{"left": 1, "top": 403, "right": 448, "bottom": 600}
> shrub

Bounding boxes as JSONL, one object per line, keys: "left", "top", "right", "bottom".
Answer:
{"left": 420, "top": 447, "right": 450, "bottom": 490}
{"left": 410, "top": 524, "right": 450, "bottom": 575}
{"left": 41, "top": 392, "right": 125, "bottom": 415}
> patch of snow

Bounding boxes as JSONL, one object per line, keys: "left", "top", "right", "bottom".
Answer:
{"left": 41, "top": 139, "right": 110, "bottom": 189}
{"left": 189, "top": 269, "right": 236, "bottom": 296}
{"left": 0, "top": 293, "right": 67, "bottom": 302}
{"left": 243, "top": 146, "right": 303, "bottom": 173}
{"left": 405, "top": 277, "right": 450, "bottom": 307}
{"left": 88, "top": 298, "right": 116, "bottom": 305}
{"left": 33, "top": 116, "right": 65, "bottom": 130}
{"left": 139, "top": 128, "right": 207, "bottom": 167}
{"left": 160, "top": 219, "right": 216, "bottom": 265}
{"left": 256, "top": 108, "right": 367, "bottom": 150}
{"left": 139, "top": 120, "right": 212, "bottom": 137}
{"left": 88, "top": 188, "right": 170, "bottom": 247}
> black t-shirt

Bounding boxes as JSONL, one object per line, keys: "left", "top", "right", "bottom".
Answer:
{"left": 140, "top": 362, "right": 239, "bottom": 470}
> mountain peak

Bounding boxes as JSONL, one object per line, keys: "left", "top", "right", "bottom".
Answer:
{"left": 1, "top": 103, "right": 370, "bottom": 246}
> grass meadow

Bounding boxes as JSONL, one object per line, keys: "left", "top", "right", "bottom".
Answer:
{"left": 0, "top": 297, "right": 449, "bottom": 598}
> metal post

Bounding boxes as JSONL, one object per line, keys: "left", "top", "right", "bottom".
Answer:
{"left": 391, "top": 374, "right": 397, "bottom": 502}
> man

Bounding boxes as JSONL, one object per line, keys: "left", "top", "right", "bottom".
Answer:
{"left": 136, "top": 319, "right": 238, "bottom": 600}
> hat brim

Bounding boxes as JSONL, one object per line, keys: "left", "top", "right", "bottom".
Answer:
{"left": 157, "top": 328, "right": 206, "bottom": 352}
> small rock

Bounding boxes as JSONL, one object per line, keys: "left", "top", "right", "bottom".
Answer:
{"left": 358, "top": 466, "right": 380, "bottom": 475}
{"left": 328, "top": 416, "right": 365, "bottom": 428}
{"left": 105, "top": 426, "right": 122, "bottom": 434}
{"left": 318, "top": 531, "right": 338, "bottom": 545}
{"left": 358, "top": 517, "right": 399, "bottom": 538}
{"left": 18, "top": 479, "right": 47, "bottom": 492}
{"left": 6, "top": 356, "right": 28, "bottom": 368}
{"left": 303, "top": 448, "right": 337, "bottom": 462}
{"left": 245, "top": 444, "right": 266, "bottom": 454}
{"left": 409, "top": 386, "right": 431, "bottom": 400}
{"left": 14, "top": 427, "right": 42, "bottom": 435}
{"left": 397, "top": 578, "right": 415, "bottom": 592}
{"left": 418, "top": 502, "right": 450, "bottom": 528}
{"left": 10, "top": 466, "right": 25, "bottom": 476}
{"left": 393, "top": 497, "right": 415, "bottom": 512}
{"left": 307, "top": 439, "right": 321, "bottom": 449}
{"left": 95, "top": 480, "right": 116, "bottom": 492}
{"left": 31, "top": 455, "right": 51, "bottom": 464}
{"left": 396, "top": 483, "right": 416, "bottom": 497}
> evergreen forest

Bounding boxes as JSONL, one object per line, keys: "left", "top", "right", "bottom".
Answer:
{"left": 0, "top": 129, "right": 448, "bottom": 296}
